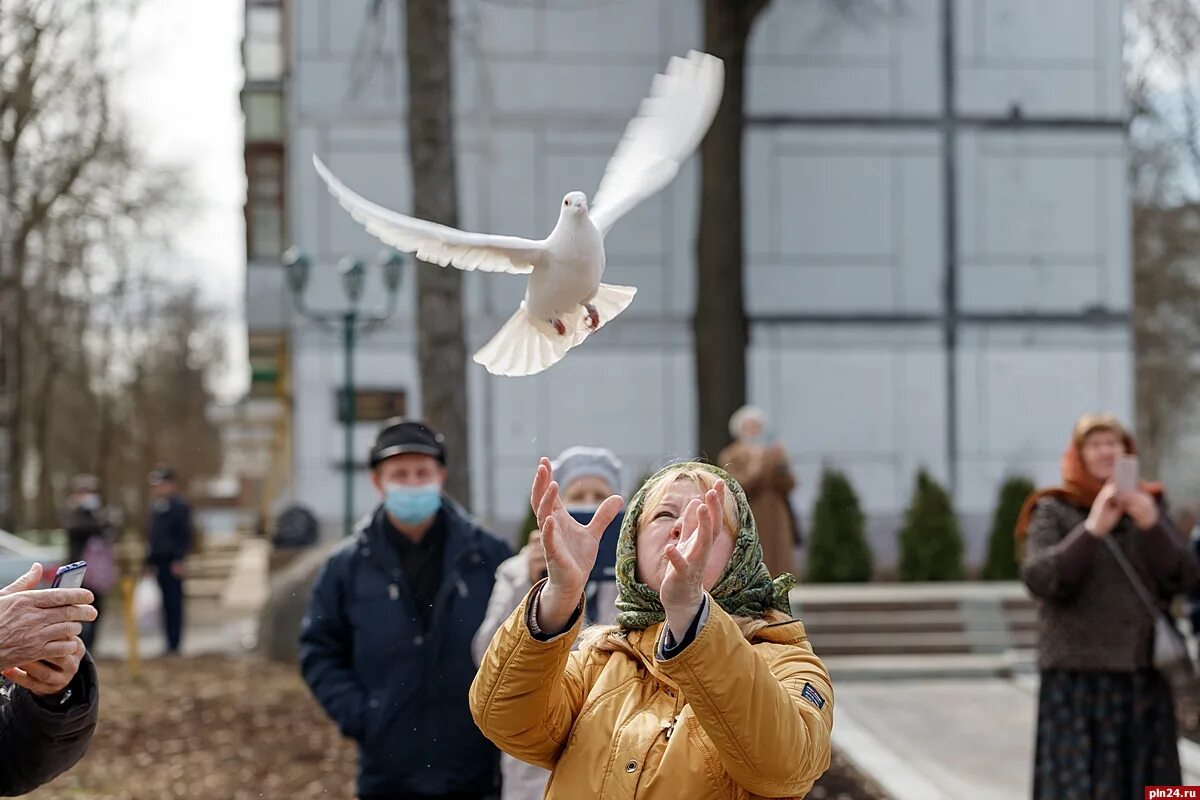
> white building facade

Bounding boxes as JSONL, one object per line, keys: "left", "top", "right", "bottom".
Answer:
{"left": 243, "top": 0, "right": 1130, "bottom": 569}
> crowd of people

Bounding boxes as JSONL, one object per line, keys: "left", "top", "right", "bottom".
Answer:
{"left": 298, "top": 412, "right": 820, "bottom": 800}
{"left": 293, "top": 409, "right": 1200, "bottom": 800}
{"left": 4, "top": 406, "right": 1198, "bottom": 799}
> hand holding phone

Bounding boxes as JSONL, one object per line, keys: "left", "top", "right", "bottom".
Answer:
{"left": 51, "top": 562, "right": 87, "bottom": 590}
{"left": 1115, "top": 455, "right": 1139, "bottom": 497}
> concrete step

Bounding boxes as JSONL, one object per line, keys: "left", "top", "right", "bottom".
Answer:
{"left": 183, "top": 577, "right": 226, "bottom": 599}
{"left": 189, "top": 553, "right": 239, "bottom": 567}
{"left": 801, "top": 608, "right": 1034, "bottom": 628}
{"left": 184, "top": 566, "right": 236, "bottom": 580}
{"left": 221, "top": 539, "right": 270, "bottom": 613}
{"left": 791, "top": 581, "right": 1033, "bottom": 603}
{"left": 795, "top": 599, "right": 960, "bottom": 614}
{"left": 181, "top": 541, "right": 246, "bottom": 592}
{"left": 805, "top": 620, "right": 1038, "bottom": 640}
{"left": 199, "top": 538, "right": 244, "bottom": 553}
{"left": 809, "top": 630, "right": 1036, "bottom": 656}
{"left": 805, "top": 618, "right": 966, "bottom": 636}
{"left": 791, "top": 582, "right": 1040, "bottom": 660}
{"left": 823, "top": 650, "right": 1038, "bottom": 681}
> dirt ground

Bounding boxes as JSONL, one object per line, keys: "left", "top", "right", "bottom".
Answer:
{"left": 25, "top": 657, "right": 885, "bottom": 800}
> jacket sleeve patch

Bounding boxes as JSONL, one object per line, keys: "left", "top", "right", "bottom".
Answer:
{"left": 801, "top": 682, "right": 826, "bottom": 710}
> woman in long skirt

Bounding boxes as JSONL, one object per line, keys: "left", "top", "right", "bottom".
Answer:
{"left": 1018, "top": 413, "right": 1197, "bottom": 799}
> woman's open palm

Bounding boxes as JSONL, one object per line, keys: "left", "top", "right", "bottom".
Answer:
{"left": 530, "top": 457, "right": 623, "bottom": 598}
{"left": 660, "top": 482, "right": 723, "bottom": 616}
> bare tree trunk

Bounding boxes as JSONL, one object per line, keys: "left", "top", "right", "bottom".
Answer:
{"left": 94, "top": 395, "right": 114, "bottom": 483}
{"left": 404, "top": 0, "right": 471, "bottom": 504}
{"left": 6, "top": 238, "right": 29, "bottom": 527}
{"left": 32, "top": 350, "right": 59, "bottom": 529}
{"left": 695, "top": 0, "right": 770, "bottom": 461}
{"left": 1127, "top": 0, "right": 1200, "bottom": 479}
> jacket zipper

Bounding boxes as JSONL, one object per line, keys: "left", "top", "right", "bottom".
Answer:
{"left": 662, "top": 713, "right": 682, "bottom": 740}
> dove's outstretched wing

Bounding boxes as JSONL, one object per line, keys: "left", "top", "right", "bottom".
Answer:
{"left": 314, "top": 156, "right": 545, "bottom": 275}
{"left": 588, "top": 51, "right": 724, "bottom": 237}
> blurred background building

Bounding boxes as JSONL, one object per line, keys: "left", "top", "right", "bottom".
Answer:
{"left": 242, "top": 0, "right": 1128, "bottom": 571}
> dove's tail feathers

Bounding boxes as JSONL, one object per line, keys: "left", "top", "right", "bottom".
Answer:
{"left": 588, "top": 283, "right": 638, "bottom": 330}
{"left": 473, "top": 286, "right": 637, "bottom": 377}
{"left": 473, "top": 306, "right": 576, "bottom": 378}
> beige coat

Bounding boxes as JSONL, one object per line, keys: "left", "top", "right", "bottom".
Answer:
{"left": 718, "top": 441, "right": 798, "bottom": 576}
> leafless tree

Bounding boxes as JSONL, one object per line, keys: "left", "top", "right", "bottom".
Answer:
{"left": 1125, "top": 0, "right": 1200, "bottom": 475}
{"left": 0, "top": 0, "right": 220, "bottom": 530}
{"left": 403, "top": 0, "right": 471, "bottom": 504}
{"left": 693, "top": 0, "right": 771, "bottom": 462}
{"left": 694, "top": 0, "right": 892, "bottom": 460}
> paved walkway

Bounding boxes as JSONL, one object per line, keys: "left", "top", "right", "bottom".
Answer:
{"left": 91, "top": 539, "right": 270, "bottom": 661}
{"left": 834, "top": 675, "right": 1200, "bottom": 799}
{"left": 92, "top": 597, "right": 256, "bottom": 661}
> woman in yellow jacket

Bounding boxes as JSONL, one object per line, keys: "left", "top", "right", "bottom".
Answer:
{"left": 470, "top": 459, "right": 833, "bottom": 799}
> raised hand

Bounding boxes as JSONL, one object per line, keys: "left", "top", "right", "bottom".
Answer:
{"left": 1085, "top": 483, "right": 1122, "bottom": 538}
{"left": 660, "top": 481, "right": 724, "bottom": 642}
{"left": 530, "top": 457, "right": 622, "bottom": 633}
{"left": 0, "top": 571, "right": 95, "bottom": 672}
{"left": 1123, "top": 490, "right": 1161, "bottom": 531}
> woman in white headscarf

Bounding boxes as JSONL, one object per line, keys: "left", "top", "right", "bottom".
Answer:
{"left": 471, "top": 445, "right": 623, "bottom": 800}
{"left": 717, "top": 406, "right": 799, "bottom": 577}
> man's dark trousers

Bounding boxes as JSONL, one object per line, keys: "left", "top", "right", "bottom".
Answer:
{"left": 151, "top": 558, "right": 184, "bottom": 653}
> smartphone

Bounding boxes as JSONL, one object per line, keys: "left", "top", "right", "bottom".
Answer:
{"left": 51, "top": 561, "right": 87, "bottom": 589}
{"left": 1115, "top": 455, "right": 1139, "bottom": 495}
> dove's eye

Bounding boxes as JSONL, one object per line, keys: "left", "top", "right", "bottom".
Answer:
{"left": 564, "top": 199, "right": 569, "bottom": 206}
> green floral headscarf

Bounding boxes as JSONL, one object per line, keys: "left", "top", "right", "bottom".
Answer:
{"left": 614, "top": 461, "right": 796, "bottom": 629}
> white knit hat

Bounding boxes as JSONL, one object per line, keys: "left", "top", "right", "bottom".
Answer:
{"left": 550, "top": 446, "right": 623, "bottom": 494}
{"left": 728, "top": 405, "right": 765, "bottom": 439}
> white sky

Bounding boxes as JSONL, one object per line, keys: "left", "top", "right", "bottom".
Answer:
{"left": 116, "top": 0, "right": 247, "bottom": 400}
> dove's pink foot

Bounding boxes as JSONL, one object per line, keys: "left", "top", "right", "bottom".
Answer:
{"left": 584, "top": 303, "right": 600, "bottom": 331}
{"left": 551, "top": 318, "right": 567, "bottom": 336}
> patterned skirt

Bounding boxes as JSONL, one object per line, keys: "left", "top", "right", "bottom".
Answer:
{"left": 1034, "top": 669, "right": 1181, "bottom": 800}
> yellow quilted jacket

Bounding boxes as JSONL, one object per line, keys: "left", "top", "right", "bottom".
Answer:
{"left": 469, "top": 587, "right": 834, "bottom": 799}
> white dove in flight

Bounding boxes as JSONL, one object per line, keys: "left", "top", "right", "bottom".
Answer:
{"left": 313, "top": 50, "right": 724, "bottom": 377}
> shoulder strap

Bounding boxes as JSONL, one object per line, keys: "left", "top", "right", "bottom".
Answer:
{"left": 1101, "top": 536, "right": 1162, "bottom": 620}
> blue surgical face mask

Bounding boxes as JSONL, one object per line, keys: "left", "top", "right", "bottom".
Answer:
{"left": 565, "top": 504, "right": 601, "bottom": 517}
{"left": 383, "top": 483, "right": 443, "bottom": 525}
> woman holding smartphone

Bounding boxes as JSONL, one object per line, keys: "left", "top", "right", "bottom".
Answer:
{"left": 1016, "top": 412, "right": 1197, "bottom": 798}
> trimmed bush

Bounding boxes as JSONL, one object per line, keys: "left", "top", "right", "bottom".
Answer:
{"left": 981, "top": 476, "right": 1036, "bottom": 580}
{"left": 897, "top": 469, "right": 964, "bottom": 581}
{"left": 805, "top": 467, "right": 873, "bottom": 583}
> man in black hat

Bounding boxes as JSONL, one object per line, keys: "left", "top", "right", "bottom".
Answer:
{"left": 300, "top": 419, "right": 511, "bottom": 800}
{"left": 146, "top": 466, "right": 192, "bottom": 655}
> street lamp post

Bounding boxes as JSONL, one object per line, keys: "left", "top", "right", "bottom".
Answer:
{"left": 282, "top": 247, "right": 406, "bottom": 537}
